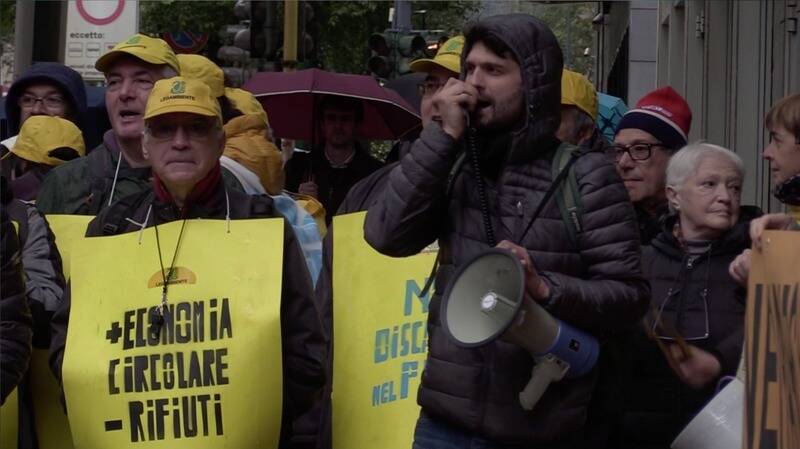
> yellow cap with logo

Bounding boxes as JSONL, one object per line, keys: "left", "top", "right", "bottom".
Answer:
{"left": 144, "top": 77, "right": 221, "bottom": 121}
{"left": 224, "top": 87, "right": 269, "bottom": 125}
{"left": 10, "top": 116, "right": 85, "bottom": 166}
{"left": 177, "top": 54, "right": 225, "bottom": 98}
{"left": 410, "top": 35, "right": 464, "bottom": 75}
{"left": 561, "top": 69, "right": 598, "bottom": 121}
{"left": 95, "top": 34, "right": 181, "bottom": 74}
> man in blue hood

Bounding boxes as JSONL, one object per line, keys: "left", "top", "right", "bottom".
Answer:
{"left": 3, "top": 63, "right": 88, "bottom": 144}
{"left": 1, "top": 63, "right": 88, "bottom": 198}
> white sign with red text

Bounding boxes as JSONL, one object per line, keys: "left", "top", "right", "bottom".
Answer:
{"left": 64, "top": 0, "right": 139, "bottom": 81}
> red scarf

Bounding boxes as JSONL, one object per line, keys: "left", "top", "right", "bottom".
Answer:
{"left": 153, "top": 162, "right": 222, "bottom": 215}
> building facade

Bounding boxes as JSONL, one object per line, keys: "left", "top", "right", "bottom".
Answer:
{"left": 596, "top": 0, "right": 800, "bottom": 211}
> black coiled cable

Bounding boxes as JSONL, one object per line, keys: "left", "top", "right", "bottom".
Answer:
{"left": 467, "top": 126, "right": 496, "bottom": 247}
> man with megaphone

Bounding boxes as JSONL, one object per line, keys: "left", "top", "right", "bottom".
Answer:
{"left": 365, "top": 14, "right": 649, "bottom": 449}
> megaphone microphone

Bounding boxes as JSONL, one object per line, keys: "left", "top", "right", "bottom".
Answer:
{"left": 441, "top": 248, "right": 599, "bottom": 411}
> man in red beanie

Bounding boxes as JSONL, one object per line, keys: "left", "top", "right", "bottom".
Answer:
{"left": 610, "top": 86, "right": 692, "bottom": 243}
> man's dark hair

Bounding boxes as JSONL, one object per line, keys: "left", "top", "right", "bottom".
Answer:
{"left": 218, "top": 95, "right": 243, "bottom": 125}
{"left": 319, "top": 95, "right": 363, "bottom": 122}
{"left": 462, "top": 22, "right": 519, "bottom": 65}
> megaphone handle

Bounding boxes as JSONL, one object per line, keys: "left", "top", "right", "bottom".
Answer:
{"left": 518, "top": 355, "right": 569, "bottom": 411}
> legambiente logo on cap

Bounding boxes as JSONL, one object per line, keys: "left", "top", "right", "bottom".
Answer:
{"left": 443, "top": 40, "right": 460, "bottom": 53}
{"left": 171, "top": 80, "right": 186, "bottom": 95}
{"left": 159, "top": 80, "right": 195, "bottom": 103}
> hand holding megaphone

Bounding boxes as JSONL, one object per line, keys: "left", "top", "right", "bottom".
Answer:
{"left": 496, "top": 240, "right": 550, "bottom": 301}
{"left": 441, "top": 246, "right": 600, "bottom": 411}
{"left": 432, "top": 78, "right": 479, "bottom": 141}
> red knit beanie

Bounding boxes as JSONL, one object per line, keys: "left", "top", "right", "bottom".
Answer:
{"left": 615, "top": 86, "right": 692, "bottom": 150}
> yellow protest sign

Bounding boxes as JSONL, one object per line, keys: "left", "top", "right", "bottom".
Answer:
{"left": 46, "top": 214, "right": 93, "bottom": 280}
{"left": 2, "top": 219, "right": 21, "bottom": 448}
{"left": 332, "top": 212, "right": 436, "bottom": 449}
{"left": 0, "top": 388, "right": 19, "bottom": 448}
{"left": 29, "top": 349, "right": 73, "bottom": 449}
{"left": 30, "top": 214, "right": 92, "bottom": 449}
{"left": 745, "top": 231, "right": 800, "bottom": 449}
{"left": 63, "top": 219, "right": 284, "bottom": 448}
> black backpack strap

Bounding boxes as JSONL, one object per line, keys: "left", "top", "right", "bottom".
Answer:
{"left": 552, "top": 143, "right": 585, "bottom": 247}
{"left": 519, "top": 145, "right": 582, "bottom": 243}
{"left": 86, "top": 150, "right": 115, "bottom": 215}
{"left": 98, "top": 191, "right": 150, "bottom": 236}
{"left": 100, "top": 203, "right": 127, "bottom": 235}
{"left": 249, "top": 194, "right": 274, "bottom": 217}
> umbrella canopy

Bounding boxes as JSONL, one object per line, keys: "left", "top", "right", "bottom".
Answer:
{"left": 597, "top": 92, "right": 628, "bottom": 143}
{"left": 243, "top": 68, "right": 421, "bottom": 142}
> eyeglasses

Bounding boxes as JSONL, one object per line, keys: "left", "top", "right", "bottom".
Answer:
{"left": 650, "top": 260, "right": 711, "bottom": 342}
{"left": 606, "top": 142, "right": 667, "bottom": 162}
{"left": 18, "top": 94, "right": 66, "bottom": 110}
{"left": 146, "top": 120, "right": 219, "bottom": 141}
{"left": 417, "top": 80, "right": 445, "bottom": 98}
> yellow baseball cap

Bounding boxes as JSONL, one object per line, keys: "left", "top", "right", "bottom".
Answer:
{"left": 95, "top": 34, "right": 181, "bottom": 74}
{"left": 10, "top": 116, "right": 85, "bottom": 166}
{"left": 177, "top": 54, "right": 225, "bottom": 98}
{"left": 144, "top": 77, "right": 221, "bottom": 121}
{"left": 409, "top": 35, "right": 464, "bottom": 75}
{"left": 561, "top": 69, "right": 598, "bottom": 121}
{"left": 224, "top": 87, "right": 269, "bottom": 125}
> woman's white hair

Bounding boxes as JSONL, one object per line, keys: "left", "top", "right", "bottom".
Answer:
{"left": 666, "top": 141, "right": 745, "bottom": 189}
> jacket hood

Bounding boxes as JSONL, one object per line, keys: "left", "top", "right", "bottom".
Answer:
{"left": 651, "top": 205, "right": 762, "bottom": 258}
{"left": 223, "top": 114, "right": 284, "bottom": 195}
{"left": 460, "top": 14, "right": 563, "bottom": 163}
{"left": 5, "top": 63, "right": 88, "bottom": 137}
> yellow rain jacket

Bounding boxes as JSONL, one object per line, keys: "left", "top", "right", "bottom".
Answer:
{"left": 223, "top": 114, "right": 284, "bottom": 195}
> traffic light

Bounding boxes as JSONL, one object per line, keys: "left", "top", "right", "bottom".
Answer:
{"left": 367, "top": 33, "right": 391, "bottom": 79}
{"left": 420, "top": 32, "right": 449, "bottom": 58}
{"left": 298, "top": 1, "right": 316, "bottom": 63}
{"left": 395, "top": 33, "right": 425, "bottom": 75}
{"left": 249, "top": 1, "right": 267, "bottom": 58}
{"left": 367, "top": 30, "right": 427, "bottom": 79}
{"left": 228, "top": 0, "right": 277, "bottom": 59}
{"left": 218, "top": 23, "right": 249, "bottom": 63}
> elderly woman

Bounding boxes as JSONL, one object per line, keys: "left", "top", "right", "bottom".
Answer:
{"left": 617, "top": 143, "right": 761, "bottom": 449}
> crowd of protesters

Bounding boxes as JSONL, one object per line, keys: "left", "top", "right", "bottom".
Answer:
{"left": 1, "top": 12, "right": 799, "bottom": 449}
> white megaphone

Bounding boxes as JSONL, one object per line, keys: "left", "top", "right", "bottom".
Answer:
{"left": 440, "top": 248, "right": 599, "bottom": 411}
{"left": 670, "top": 377, "right": 743, "bottom": 449}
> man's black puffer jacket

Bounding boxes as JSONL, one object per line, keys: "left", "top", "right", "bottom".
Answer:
{"left": 364, "top": 14, "right": 649, "bottom": 445}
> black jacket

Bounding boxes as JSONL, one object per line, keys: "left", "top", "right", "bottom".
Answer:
{"left": 1, "top": 195, "right": 33, "bottom": 404}
{"left": 49, "top": 182, "right": 326, "bottom": 446}
{"left": 284, "top": 145, "right": 383, "bottom": 225}
{"left": 636, "top": 203, "right": 670, "bottom": 246}
{"left": 618, "top": 207, "right": 760, "bottom": 448}
{"left": 364, "top": 14, "right": 649, "bottom": 445}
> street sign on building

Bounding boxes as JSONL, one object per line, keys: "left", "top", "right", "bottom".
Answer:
{"left": 64, "top": 0, "right": 139, "bottom": 81}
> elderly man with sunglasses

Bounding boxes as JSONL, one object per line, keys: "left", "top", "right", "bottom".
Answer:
{"left": 49, "top": 77, "right": 326, "bottom": 448}
{"left": 611, "top": 87, "right": 693, "bottom": 244}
